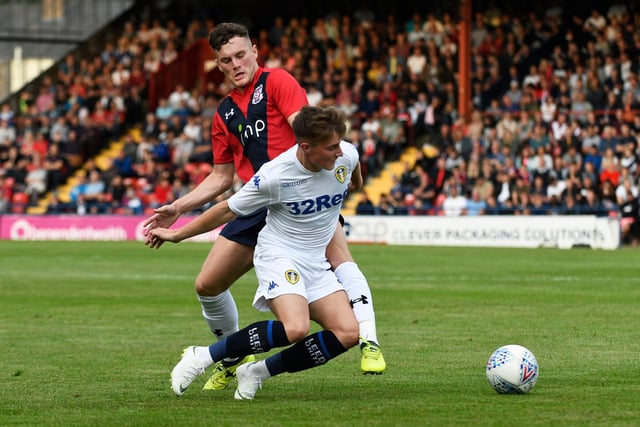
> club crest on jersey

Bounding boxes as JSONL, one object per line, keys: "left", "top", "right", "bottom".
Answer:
{"left": 285, "top": 269, "right": 300, "bottom": 284}
{"left": 252, "top": 84, "right": 264, "bottom": 105}
{"left": 335, "top": 166, "right": 347, "bottom": 183}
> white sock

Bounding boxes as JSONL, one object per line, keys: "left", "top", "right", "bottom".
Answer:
{"left": 251, "top": 360, "right": 272, "bottom": 380}
{"left": 197, "top": 290, "right": 239, "bottom": 341}
{"left": 195, "top": 346, "right": 214, "bottom": 367}
{"left": 334, "top": 261, "right": 379, "bottom": 344}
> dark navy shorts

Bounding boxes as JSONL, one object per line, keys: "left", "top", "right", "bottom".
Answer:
{"left": 219, "top": 207, "right": 268, "bottom": 247}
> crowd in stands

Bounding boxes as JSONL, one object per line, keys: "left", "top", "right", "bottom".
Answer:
{"left": 0, "top": 3, "right": 639, "bottom": 244}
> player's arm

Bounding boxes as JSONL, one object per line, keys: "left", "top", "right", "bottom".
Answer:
{"left": 142, "top": 162, "right": 235, "bottom": 231}
{"left": 286, "top": 110, "right": 300, "bottom": 128}
{"left": 146, "top": 200, "right": 237, "bottom": 248}
{"left": 171, "top": 162, "right": 235, "bottom": 215}
{"left": 350, "top": 162, "right": 363, "bottom": 191}
{"left": 272, "top": 68, "right": 307, "bottom": 129}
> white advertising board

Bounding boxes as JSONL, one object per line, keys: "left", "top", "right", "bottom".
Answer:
{"left": 342, "top": 215, "right": 620, "bottom": 250}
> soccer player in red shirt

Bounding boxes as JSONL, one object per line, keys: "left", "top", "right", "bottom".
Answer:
{"left": 143, "top": 23, "right": 385, "bottom": 388}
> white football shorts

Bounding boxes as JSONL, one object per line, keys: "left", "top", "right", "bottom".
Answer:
{"left": 252, "top": 246, "right": 344, "bottom": 312}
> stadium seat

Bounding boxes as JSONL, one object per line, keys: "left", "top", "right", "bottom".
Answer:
{"left": 11, "top": 192, "right": 29, "bottom": 213}
{"left": 432, "top": 193, "right": 446, "bottom": 216}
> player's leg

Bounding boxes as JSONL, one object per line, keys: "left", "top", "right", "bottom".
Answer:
{"left": 171, "top": 294, "right": 309, "bottom": 396}
{"left": 197, "top": 209, "right": 267, "bottom": 390}
{"left": 309, "top": 289, "right": 360, "bottom": 348}
{"left": 208, "top": 294, "right": 310, "bottom": 362}
{"left": 195, "top": 236, "right": 253, "bottom": 336}
{"left": 267, "top": 290, "right": 358, "bottom": 373}
{"left": 234, "top": 291, "right": 359, "bottom": 400}
{"left": 326, "top": 222, "right": 386, "bottom": 374}
{"left": 192, "top": 236, "right": 258, "bottom": 390}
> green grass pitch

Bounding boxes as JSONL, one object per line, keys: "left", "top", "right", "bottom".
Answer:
{"left": 1, "top": 240, "right": 639, "bottom": 426}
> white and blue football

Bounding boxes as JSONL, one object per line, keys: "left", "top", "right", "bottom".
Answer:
{"left": 486, "top": 344, "right": 538, "bottom": 394}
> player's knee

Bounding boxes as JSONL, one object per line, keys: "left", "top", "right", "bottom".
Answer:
{"left": 326, "top": 240, "right": 354, "bottom": 268}
{"left": 194, "top": 275, "right": 226, "bottom": 296}
{"left": 282, "top": 321, "right": 310, "bottom": 343}
{"left": 327, "top": 249, "right": 354, "bottom": 269}
{"left": 332, "top": 321, "right": 359, "bottom": 349}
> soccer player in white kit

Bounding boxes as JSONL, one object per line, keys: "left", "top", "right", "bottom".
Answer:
{"left": 147, "top": 106, "right": 363, "bottom": 400}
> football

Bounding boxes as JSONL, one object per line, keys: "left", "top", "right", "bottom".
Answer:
{"left": 486, "top": 344, "right": 538, "bottom": 394}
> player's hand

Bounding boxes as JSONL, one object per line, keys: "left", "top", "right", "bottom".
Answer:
{"left": 143, "top": 204, "right": 180, "bottom": 247}
{"left": 143, "top": 204, "right": 180, "bottom": 229}
{"left": 146, "top": 228, "right": 180, "bottom": 249}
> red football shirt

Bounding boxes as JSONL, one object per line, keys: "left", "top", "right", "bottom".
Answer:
{"left": 211, "top": 67, "right": 308, "bottom": 182}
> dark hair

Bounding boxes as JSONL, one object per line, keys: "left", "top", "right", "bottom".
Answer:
{"left": 208, "top": 22, "right": 250, "bottom": 51}
{"left": 292, "top": 106, "right": 347, "bottom": 145}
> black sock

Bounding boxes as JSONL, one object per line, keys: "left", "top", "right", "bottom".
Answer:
{"left": 212, "top": 320, "right": 289, "bottom": 361}
{"left": 273, "top": 330, "right": 348, "bottom": 374}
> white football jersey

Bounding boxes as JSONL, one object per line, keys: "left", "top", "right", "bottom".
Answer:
{"left": 227, "top": 141, "right": 359, "bottom": 255}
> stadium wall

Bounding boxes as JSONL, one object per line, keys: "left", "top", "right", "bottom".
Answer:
{"left": 0, "top": 214, "right": 620, "bottom": 249}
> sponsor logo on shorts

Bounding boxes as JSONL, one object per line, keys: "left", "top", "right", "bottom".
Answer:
{"left": 267, "top": 281, "right": 279, "bottom": 292}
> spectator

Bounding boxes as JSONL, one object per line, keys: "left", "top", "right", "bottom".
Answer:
{"left": 441, "top": 182, "right": 467, "bottom": 216}
{"left": 161, "top": 39, "right": 179, "bottom": 65}
{"left": 24, "top": 153, "right": 48, "bottom": 205}
{"left": 167, "top": 84, "right": 190, "bottom": 110}
{"left": 528, "top": 123, "right": 550, "bottom": 151}
{"left": 42, "top": 143, "right": 67, "bottom": 192}
{"left": 528, "top": 146, "right": 553, "bottom": 183}
{"left": 105, "top": 173, "right": 126, "bottom": 211}
{"left": 571, "top": 91, "right": 594, "bottom": 125}
{"left": 615, "top": 177, "right": 638, "bottom": 206}
{"left": 0, "top": 119, "right": 16, "bottom": 145}
{"left": 466, "top": 188, "right": 487, "bottom": 216}
{"left": 600, "top": 180, "right": 618, "bottom": 210}
{"left": 0, "top": 179, "right": 10, "bottom": 213}
{"left": 406, "top": 45, "right": 427, "bottom": 79}
{"left": 112, "top": 147, "right": 137, "bottom": 178}
{"left": 360, "top": 129, "right": 379, "bottom": 179}
{"left": 550, "top": 112, "right": 569, "bottom": 142}
{"left": 378, "top": 106, "right": 406, "bottom": 161}
{"left": 111, "top": 62, "right": 131, "bottom": 87}
{"left": 7, "top": 155, "right": 29, "bottom": 194}
{"left": 619, "top": 191, "right": 639, "bottom": 246}
{"left": 619, "top": 148, "right": 637, "bottom": 175}
{"left": 583, "top": 9, "right": 607, "bottom": 37}
{"left": 355, "top": 192, "right": 375, "bottom": 215}
{"left": 172, "top": 131, "right": 195, "bottom": 168}
{"left": 580, "top": 125, "right": 602, "bottom": 153}
{"left": 82, "top": 169, "right": 107, "bottom": 213}
{"left": 412, "top": 163, "right": 436, "bottom": 206}
{"left": 429, "top": 156, "right": 452, "bottom": 195}
{"left": 306, "top": 85, "right": 323, "bottom": 106}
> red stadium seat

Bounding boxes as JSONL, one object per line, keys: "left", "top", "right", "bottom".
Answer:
{"left": 11, "top": 192, "right": 29, "bottom": 213}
